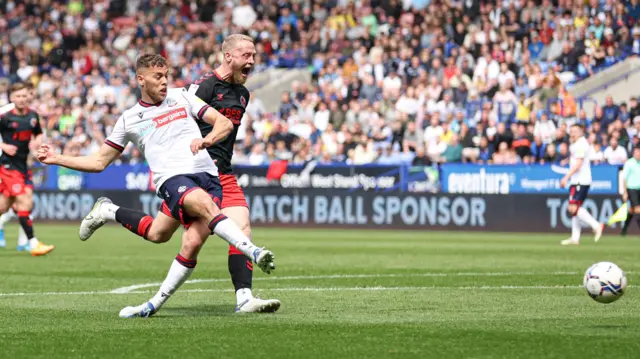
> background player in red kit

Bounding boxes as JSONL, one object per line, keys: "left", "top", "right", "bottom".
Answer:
{"left": 187, "top": 34, "right": 280, "bottom": 313}
{"left": 0, "top": 82, "right": 37, "bottom": 249}
{"left": 0, "top": 82, "right": 54, "bottom": 256}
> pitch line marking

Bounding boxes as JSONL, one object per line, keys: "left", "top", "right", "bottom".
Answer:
{"left": 109, "top": 271, "right": 579, "bottom": 294}
{"left": 0, "top": 285, "right": 592, "bottom": 298}
{"left": 0, "top": 272, "right": 582, "bottom": 297}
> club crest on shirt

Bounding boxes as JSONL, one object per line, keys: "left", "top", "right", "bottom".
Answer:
{"left": 178, "top": 185, "right": 187, "bottom": 193}
{"left": 217, "top": 94, "right": 224, "bottom": 101}
{"left": 166, "top": 98, "right": 177, "bottom": 107}
{"left": 240, "top": 96, "right": 246, "bottom": 108}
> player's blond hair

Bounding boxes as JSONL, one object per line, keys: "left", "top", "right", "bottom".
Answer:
{"left": 221, "top": 34, "right": 254, "bottom": 54}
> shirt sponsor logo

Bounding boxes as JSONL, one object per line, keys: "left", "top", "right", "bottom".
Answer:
{"left": 153, "top": 108, "right": 188, "bottom": 128}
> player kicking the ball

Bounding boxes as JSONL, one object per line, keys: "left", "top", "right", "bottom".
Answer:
{"left": 560, "top": 124, "right": 604, "bottom": 245}
{"left": 0, "top": 82, "right": 53, "bottom": 255}
{"left": 186, "top": 34, "right": 280, "bottom": 313}
{"left": 36, "top": 54, "right": 275, "bottom": 318}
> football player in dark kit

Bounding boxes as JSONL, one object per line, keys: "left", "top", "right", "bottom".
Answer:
{"left": 0, "top": 82, "right": 54, "bottom": 255}
{"left": 187, "top": 34, "right": 280, "bottom": 313}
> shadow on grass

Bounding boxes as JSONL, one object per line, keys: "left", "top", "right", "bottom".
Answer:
{"left": 158, "top": 304, "right": 235, "bottom": 317}
{"left": 588, "top": 324, "right": 629, "bottom": 329}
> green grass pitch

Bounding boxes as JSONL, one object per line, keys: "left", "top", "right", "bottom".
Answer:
{"left": 1, "top": 225, "right": 640, "bottom": 358}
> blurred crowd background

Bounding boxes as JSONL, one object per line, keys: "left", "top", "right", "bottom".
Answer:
{"left": 1, "top": 0, "right": 639, "bottom": 168}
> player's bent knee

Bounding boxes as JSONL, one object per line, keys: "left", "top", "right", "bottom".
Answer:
{"left": 183, "top": 189, "right": 221, "bottom": 219}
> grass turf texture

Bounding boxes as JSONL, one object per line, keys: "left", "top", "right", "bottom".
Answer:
{"left": 0, "top": 225, "right": 639, "bottom": 358}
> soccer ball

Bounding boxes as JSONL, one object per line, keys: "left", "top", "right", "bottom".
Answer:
{"left": 583, "top": 262, "right": 627, "bottom": 304}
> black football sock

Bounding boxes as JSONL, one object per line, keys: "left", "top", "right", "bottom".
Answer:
{"left": 621, "top": 213, "right": 634, "bottom": 235}
{"left": 17, "top": 211, "right": 34, "bottom": 239}
{"left": 228, "top": 249, "right": 253, "bottom": 292}
{"left": 115, "top": 207, "right": 153, "bottom": 239}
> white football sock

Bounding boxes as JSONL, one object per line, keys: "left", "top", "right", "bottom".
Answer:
{"left": 0, "top": 209, "right": 16, "bottom": 228}
{"left": 210, "top": 217, "right": 257, "bottom": 258}
{"left": 571, "top": 216, "right": 581, "bottom": 242}
{"left": 577, "top": 207, "right": 600, "bottom": 231}
{"left": 17, "top": 226, "right": 28, "bottom": 246}
{"left": 236, "top": 288, "right": 253, "bottom": 305}
{"left": 148, "top": 256, "right": 195, "bottom": 310}
{"left": 29, "top": 237, "right": 40, "bottom": 247}
{"left": 100, "top": 202, "right": 119, "bottom": 221}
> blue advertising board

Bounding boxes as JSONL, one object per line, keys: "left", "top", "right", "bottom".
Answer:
{"left": 33, "top": 163, "right": 152, "bottom": 191}
{"left": 31, "top": 163, "right": 620, "bottom": 194}
{"left": 440, "top": 164, "right": 619, "bottom": 194}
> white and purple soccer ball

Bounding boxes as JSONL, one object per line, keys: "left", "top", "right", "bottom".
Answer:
{"left": 583, "top": 262, "right": 627, "bottom": 304}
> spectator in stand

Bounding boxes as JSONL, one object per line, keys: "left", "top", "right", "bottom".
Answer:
{"left": 557, "top": 142, "right": 571, "bottom": 166}
{"left": 440, "top": 134, "right": 462, "bottom": 164}
{"left": 513, "top": 124, "right": 533, "bottom": 163}
{"left": 602, "top": 95, "right": 621, "bottom": 129}
{"left": 530, "top": 136, "right": 547, "bottom": 164}
{"left": 604, "top": 137, "right": 629, "bottom": 165}
{"left": 534, "top": 112, "right": 557, "bottom": 144}
{"left": 542, "top": 144, "right": 559, "bottom": 164}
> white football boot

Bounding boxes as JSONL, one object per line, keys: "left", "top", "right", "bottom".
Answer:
{"left": 561, "top": 238, "right": 579, "bottom": 245}
{"left": 119, "top": 302, "right": 157, "bottom": 318}
{"left": 79, "top": 197, "right": 112, "bottom": 241}
{"left": 235, "top": 297, "right": 281, "bottom": 313}
{"left": 251, "top": 248, "right": 276, "bottom": 274}
{"left": 594, "top": 223, "right": 604, "bottom": 243}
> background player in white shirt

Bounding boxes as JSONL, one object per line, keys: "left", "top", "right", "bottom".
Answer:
{"left": 560, "top": 124, "right": 604, "bottom": 245}
{"left": 36, "top": 54, "right": 276, "bottom": 318}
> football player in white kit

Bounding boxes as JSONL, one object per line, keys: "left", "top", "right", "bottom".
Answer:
{"left": 560, "top": 124, "right": 604, "bottom": 245}
{"left": 36, "top": 54, "right": 276, "bottom": 317}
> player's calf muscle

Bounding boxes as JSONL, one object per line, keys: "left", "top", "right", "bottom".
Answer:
{"left": 146, "top": 228, "right": 172, "bottom": 243}
{"left": 222, "top": 207, "right": 251, "bottom": 237}
{"left": 180, "top": 220, "right": 209, "bottom": 259}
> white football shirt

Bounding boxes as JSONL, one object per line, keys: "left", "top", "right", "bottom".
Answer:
{"left": 105, "top": 87, "right": 217, "bottom": 192}
{"left": 569, "top": 136, "right": 592, "bottom": 185}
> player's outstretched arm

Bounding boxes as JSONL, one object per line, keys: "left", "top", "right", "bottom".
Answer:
{"left": 36, "top": 143, "right": 121, "bottom": 173}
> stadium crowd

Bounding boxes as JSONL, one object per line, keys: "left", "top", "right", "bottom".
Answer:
{"left": 1, "top": 0, "right": 640, "bottom": 167}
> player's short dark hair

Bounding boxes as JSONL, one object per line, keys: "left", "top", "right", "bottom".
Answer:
{"left": 9, "top": 82, "right": 29, "bottom": 94}
{"left": 135, "top": 54, "right": 168, "bottom": 71}
{"left": 571, "top": 123, "right": 584, "bottom": 131}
